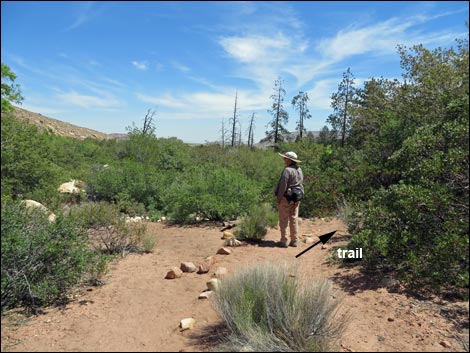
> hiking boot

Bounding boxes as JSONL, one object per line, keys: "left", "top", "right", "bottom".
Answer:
{"left": 289, "top": 240, "right": 298, "bottom": 247}
{"left": 278, "top": 240, "right": 289, "bottom": 248}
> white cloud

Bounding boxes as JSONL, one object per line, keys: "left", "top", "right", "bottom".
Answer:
{"left": 172, "top": 62, "right": 190, "bottom": 72}
{"left": 136, "top": 93, "right": 186, "bottom": 109}
{"left": 136, "top": 89, "right": 270, "bottom": 118}
{"left": 316, "top": 13, "right": 466, "bottom": 63}
{"left": 219, "top": 33, "right": 292, "bottom": 64}
{"left": 57, "top": 91, "right": 122, "bottom": 109}
{"left": 20, "top": 104, "right": 64, "bottom": 116}
{"left": 306, "top": 79, "right": 339, "bottom": 110}
{"left": 66, "top": 1, "right": 100, "bottom": 31}
{"left": 131, "top": 61, "right": 148, "bottom": 70}
{"left": 316, "top": 18, "right": 414, "bottom": 62}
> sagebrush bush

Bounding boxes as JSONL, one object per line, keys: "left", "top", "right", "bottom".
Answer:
{"left": 1, "top": 201, "right": 95, "bottom": 311}
{"left": 335, "top": 197, "right": 354, "bottom": 226}
{"left": 234, "top": 203, "right": 278, "bottom": 241}
{"left": 87, "top": 220, "right": 152, "bottom": 256}
{"left": 64, "top": 201, "right": 154, "bottom": 255}
{"left": 65, "top": 201, "right": 121, "bottom": 228}
{"left": 212, "top": 262, "right": 348, "bottom": 352}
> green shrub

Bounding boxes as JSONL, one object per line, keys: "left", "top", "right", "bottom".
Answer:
{"left": 65, "top": 201, "right": 121, "bottom": 228}
{"left": 349, "top": 183, "right": 469, "bottom": 290}
{"left": 212, "top": 262, "right": 348, "bottom": 352}
{"left": 163, "top": 165, "right": 261, "bottom": 223}
{"left": 235, "top": 203, "right": 278, "bottom": 241}
{"left": 1, "top": 201, "right": 95, "bottom": 311}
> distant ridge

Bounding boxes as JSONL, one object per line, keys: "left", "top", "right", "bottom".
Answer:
{"left": 10, "top": 106, "right": 122, "bottom": 140}
{"left": 108, "top": 133, "right": 130, "bottom": 141}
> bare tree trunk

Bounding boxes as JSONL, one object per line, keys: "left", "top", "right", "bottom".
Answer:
{"left": 274, "top": 87, "right": 281, "bottom": 143}
{"left": 248, "top": 113, "right": 255, "bottom": 147}
{"left": 341, "top": 83, "right": 349, "bottom": 147}
{"left": 142, "top": 109, "right": 156, "bottom": 135}
{"left": 221, "top": 120, "right": 226, "bottom": 148}
{"left": 231, "top": 90, "right": 238, "bottom": 147}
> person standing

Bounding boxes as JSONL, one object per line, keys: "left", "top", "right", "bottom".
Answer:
{"left": 274, "top": 151, "right": 304, "bottom": 248}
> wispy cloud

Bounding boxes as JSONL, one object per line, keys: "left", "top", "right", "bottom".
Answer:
{"left": 131, "top": 61, "right": 148, "bottom": 71}
{"left": 317, "top": 18, "right": 420, "bottom": 62}
{"left": 66, "top": 1, "right": 99, "bottom": 31}
{"left": 136, "top": 93, "right": 187, "bottom": 109}
{"left": 57, "top": 90, "right": 122, "bottom": 109}
{"left": 218, "top": 5, "right": 466, "bottom": 96}
{"left": 136, "top": 88, "right": 269, "bottom": 121}
{"left": 219, "top": 34, "right": 292, "bottom": 64}
{"left": 20, "top": 104, "right": 64, "bottom": 116}
{"left": 172, "top": 62, "right": 190, "bottom": 72}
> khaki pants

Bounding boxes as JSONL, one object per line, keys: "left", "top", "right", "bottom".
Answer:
{"left": 277, "top": 197, "right": 300, "bottom": 242}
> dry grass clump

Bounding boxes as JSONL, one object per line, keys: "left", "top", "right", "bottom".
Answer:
{"left": 211, "top": 262, "right": 349, "bottom": 352}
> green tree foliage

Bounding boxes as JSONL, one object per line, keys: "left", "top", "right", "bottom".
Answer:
{"left": 266, "top": 77, "right": 289, "bottom": 143}
{"left": 348, "top": 183, "right": 468, "bottom": 290}
{"left": 1, "top": 115, "right": 63, "bottom": 201}
{"left": 162, "top": 165, "right": 261, "bottom": 223}
{"left": 327, "top": 68, "right": 358, "bottom": 147}
{"left": 317, "top": 125, "right": 337, "bottom": 145}
{"left": 344, "top": 33, "right": 469, "bottom": 290}
{"left": 291, "top": 91, "right": 312, "bottom": 140}
{"left": 1, "top": 63, "right": 23, "bottom": 113}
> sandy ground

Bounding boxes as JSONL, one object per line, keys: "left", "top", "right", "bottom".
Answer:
{"left": 1, "top": 218, "right": 468, "bottom": 352}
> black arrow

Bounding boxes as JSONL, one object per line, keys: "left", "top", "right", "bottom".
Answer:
{"left": 295, "top": 230, "right": 336, "bottom": 258}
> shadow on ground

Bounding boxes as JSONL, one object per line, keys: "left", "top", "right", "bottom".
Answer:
{"left": 188, "top": 322, "right": 229, "bottom": 351}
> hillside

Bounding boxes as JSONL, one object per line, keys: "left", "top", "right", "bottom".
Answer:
{"left": 11, "top": 106, "right": 115, "bottom": 140}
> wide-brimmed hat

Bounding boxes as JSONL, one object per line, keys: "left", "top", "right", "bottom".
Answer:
{"left": 278, "top": 151, "right": 301, "bottom": 163}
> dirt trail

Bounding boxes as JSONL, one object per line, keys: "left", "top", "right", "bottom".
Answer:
{"left": 1, "top": 218, "right": 468, "bottom": 352}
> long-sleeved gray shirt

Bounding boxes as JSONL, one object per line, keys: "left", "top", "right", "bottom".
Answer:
{"left": 274, "top": 164, "right": 304, "bottom": 203}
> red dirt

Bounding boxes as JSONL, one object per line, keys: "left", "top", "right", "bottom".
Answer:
{"left": 1, "top": 218, "right": 468, "bottom": 352}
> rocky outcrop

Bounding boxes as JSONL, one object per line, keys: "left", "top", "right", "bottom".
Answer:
{"left": 58, "top": 180, "right": 84, "bottom": 194}
{"left": 22, "top": 199, "right": 56, "bottom": 222}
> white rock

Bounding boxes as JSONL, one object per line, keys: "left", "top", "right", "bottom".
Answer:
{"left": 221, "top": 231, "right": 234, "bottom": 239}
{"left": 22, "top": 200, "right": 56, "bottom": 222}
{"left": 207, "top": 278, "right": 220, "bottom": 292}
{"left": 58, "top": 180, "right": 82, "bottom": 194}
{"left": 180, "top": 318, "right": 195, "bottom": 330}
{"left": 224, "top": 238, "right": 241, "bottom": 247}
{"left": 198, "top": 291, "right": 213, "bottom": 299}
{"left": 23, "top": 199, "right": 48, "bottom": 211}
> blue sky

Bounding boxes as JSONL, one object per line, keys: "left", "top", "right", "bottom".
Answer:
{"left": 2, "top": 1, "right": 468, "bottom": 144}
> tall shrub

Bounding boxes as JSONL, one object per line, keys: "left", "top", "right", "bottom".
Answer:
{"left": 1, "top": 201, "right": 95, "bottom": 311}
